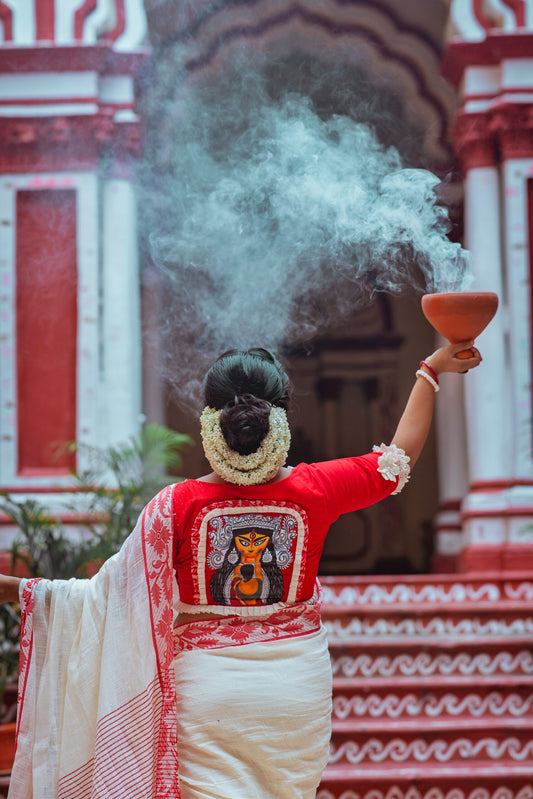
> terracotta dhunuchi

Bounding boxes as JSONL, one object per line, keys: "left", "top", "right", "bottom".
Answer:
{"left": 421, "top": 291, "right": 499, "bottom": 359}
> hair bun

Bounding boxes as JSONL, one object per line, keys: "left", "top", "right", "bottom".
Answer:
{"left": 219, "top": 394, "right": 271, "bottom": 455}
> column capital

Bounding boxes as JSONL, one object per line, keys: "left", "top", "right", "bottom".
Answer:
{"left": 489, "top": 104, "right": 533, "bottom": 161}
{"left": 452, "top": 105, "right": 533, "bottom": 172}
{"left": 452, "top": 110, "right": 498, "bottom": 172}
{"left": 0, "top": 114, "right": 143, "bottom": 174}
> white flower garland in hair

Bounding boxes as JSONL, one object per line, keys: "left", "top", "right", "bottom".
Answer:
{"left": 200, "top": 405, "right": 291, "bottom": 485}
{"left": 373, "top": 442, "right": 411, "bottom": 495}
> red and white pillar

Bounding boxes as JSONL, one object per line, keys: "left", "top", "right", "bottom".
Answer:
{"left": 441, "top": 10, "right": 533, "bottom": 571}
{"left": 0, "top": 2, "right": 147, "bottom": 550}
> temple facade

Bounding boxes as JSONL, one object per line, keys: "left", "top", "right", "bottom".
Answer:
{"left": 1, "top": 4, "right": 533, "bottom": 799}
{"left": 0, "top": 0, "right": 532, "bottom": 575}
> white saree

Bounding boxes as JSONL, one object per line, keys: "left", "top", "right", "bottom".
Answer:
{"left": 9, "top": 485, "right": 332, "bottom": 799}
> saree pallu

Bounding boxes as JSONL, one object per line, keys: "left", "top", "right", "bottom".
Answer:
{"left": 174, "top": 612, "right": 332, "bottom": 799}
{"left": 10, "top": 486, "right": 179, "bottom": 799}
{"left": 9, "top": 486, "right": 330, "bottom": 799}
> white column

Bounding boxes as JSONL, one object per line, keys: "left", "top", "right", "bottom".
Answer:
{"left": 434, "top": 364, "right": 469, "bottom": 567}
{"left": 461, "top": 165, "right": 511, "bottom": 561}
{"left": 501, "top": 156, "right": 533, "bottom": 558}
{"left": 101, "top": 177, "right": 142, "bottom": 447}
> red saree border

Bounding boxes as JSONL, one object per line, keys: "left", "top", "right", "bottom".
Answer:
{"left": 140, "top": 485, "right": 180, "bottom": 797}
{"left": 174, "top": 592, "right": 322, "bottom": 654}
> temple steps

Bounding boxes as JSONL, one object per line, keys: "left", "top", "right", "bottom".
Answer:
{"left": 318, "top": 767, "right": 533, "bottom": 799}
{"left": 318, "top": 573, "right": 533, "bottom": 799}
{"left": 330, "top": 681, "right": 533, "bottom": 723}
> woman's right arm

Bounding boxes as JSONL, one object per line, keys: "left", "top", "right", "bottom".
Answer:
{"left": 0, "top": 574, "right": 22, "bottom": 603}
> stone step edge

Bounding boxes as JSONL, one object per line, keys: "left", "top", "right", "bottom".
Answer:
{"left": 327, "top": 635, "right": 533, "bottom": 647}
{"left": 320, "top": 572, "right": 533, "bottom": 587}
{"left": 332, "top": 675, "right": 533, "bottom": 689}
{"left": 322, "top": 601, "right": 533, "bottom": 615}
{"left": 316, "top": 787, "right": 533, "bottom": 799}
{"left": 321, "top": 761, "right": 533, "bottom": 780}
{"left": 331, "top": 717, "right": 533, "bottom": 733}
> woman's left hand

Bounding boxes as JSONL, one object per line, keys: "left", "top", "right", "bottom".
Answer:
{"left": 423, "top": 341, "right": 482, "bottom": 375}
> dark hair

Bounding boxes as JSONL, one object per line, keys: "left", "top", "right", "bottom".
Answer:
{"left": 203, "top": 348, "right": 290, "bottom": 455}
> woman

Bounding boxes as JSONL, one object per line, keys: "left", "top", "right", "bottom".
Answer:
{"left": 0, "top": 341, "right": 481, "bottom": 799}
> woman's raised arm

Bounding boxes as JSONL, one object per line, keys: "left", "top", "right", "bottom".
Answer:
{"left": 0, "top": 574, "right": 22, "bottom": 603}
{"left": 391, "top": 340, "right": 482, "bottom": 469}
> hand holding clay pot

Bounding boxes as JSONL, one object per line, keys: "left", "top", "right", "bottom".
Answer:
{"left": 423, "top": 340, "right": 482, "bottom": 375}
{"left": 421, "top": 291, "right": 498, "bottom": 361}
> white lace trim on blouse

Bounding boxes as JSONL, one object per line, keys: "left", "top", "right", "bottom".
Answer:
{"left": 175, "top": 585, "right": 319, "bottom": 617}
{"left": 373, "top": 442, "right": 411, "bottom": 495}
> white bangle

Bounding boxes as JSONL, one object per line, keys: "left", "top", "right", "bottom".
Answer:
{"left": 416, "top": 368, "right": 440, "bottom": 392}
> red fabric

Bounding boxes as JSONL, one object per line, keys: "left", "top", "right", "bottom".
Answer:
{"left": 173, "top": 453, "right": 397, "bottom": 607}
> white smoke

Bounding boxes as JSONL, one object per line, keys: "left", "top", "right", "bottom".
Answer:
{"left": 139, "top": 53, "right": 471, "bottom": 405}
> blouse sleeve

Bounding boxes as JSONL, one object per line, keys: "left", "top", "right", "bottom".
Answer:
{"left": 305, "top": 445, "right": 410, "bottom": 521}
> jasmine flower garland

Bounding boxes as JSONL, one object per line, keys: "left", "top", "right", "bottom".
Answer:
{"left": 200, "top": 406, "right": 291, "bottom": 485}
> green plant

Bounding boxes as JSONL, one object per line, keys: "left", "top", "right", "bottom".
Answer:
{"left": 2, "top": 497, "right": 97, "bottom": 580}
{"left": 4, "top": 424, "right": 192, "bottom": 579}
{"left": 70, "top": 423, "right": 193, "bottom": 556}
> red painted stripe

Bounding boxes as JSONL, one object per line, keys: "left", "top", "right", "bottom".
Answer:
{"left": 16, "top": 189, "right": 78, "bottom": 475}
{"left": 0, "top": 46, "right": 146, "bottom": 74}
{"left": 473, "top": 0, "right": 495, "bottom": 30}
{"left": 73, "top": 0, "right": 98, "bottom": 40}
{"left": 464, "top": 88, "right": 533, "bottom": 103}
{"left": 35, "top": 0, "right": 56, "bottom": 41}
{"left": 501, "top": 0, "right": 527, "bottom": 27}
{"left": 106, "top": 0, "right": 126, "bottom": 42}
{"left": 0, "top": 99, "right": 132, "bottom": 109}
{"left": 443, "top": 33, "right": 533, "bottom": 86}
{"left": 462, "top": 507, "right": 533, "bottom": 519}
{"left": 0, "top": 484, "right": 97, "bottom": 493}
{"left": 434, "top": 524, "right": 462, "bottom": 532}
{"left": 0, "top": 513, "right": 109, "bottom": 526}
{"left": 0, "top": 1, "right": 13, "bottom": 40}
{"left": 0, "top": 97, "right": 98, "bottom": 106}
{"left": 439, "top": 500, "right": 462, "bottom": 512}
{"left": 470, "top": 479, "right": 533, "bottom": 491}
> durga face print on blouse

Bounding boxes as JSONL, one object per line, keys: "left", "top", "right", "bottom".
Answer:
{"left": 208, "top": 513, "right": 296, "bottom": 606}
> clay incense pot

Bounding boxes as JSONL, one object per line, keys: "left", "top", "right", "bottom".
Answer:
{"left": 421, "top": 291, "right": 499, "bottom": 359}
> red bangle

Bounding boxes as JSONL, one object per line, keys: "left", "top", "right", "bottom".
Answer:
{"left": 419, "top": 361, "right": 439, "bottom": 385}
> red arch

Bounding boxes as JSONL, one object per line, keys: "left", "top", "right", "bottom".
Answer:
{"left": 74, "top": 0, "right": 98, "bottom": 40}
{"left": 500, "top": 0, "right": 526, "bottom": 27}
{"left": 0, "top": 1, "right": 13, "bottom": 40}
{"left": 473, "top": 0, "right": 497, "bottom": 31}
{"left": 182, "top": 5, "right": 453, "bottom": 161}
{"left": 106, "top": 0, "right": 126, "bottom": 41}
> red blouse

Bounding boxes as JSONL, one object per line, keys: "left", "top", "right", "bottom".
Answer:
{"left": 172, "top": 452, "right": 398, "bottom": 611}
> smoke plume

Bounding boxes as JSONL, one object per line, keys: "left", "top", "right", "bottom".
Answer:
{"left": 139, "top": 52, "right": 470, "bottom": 405}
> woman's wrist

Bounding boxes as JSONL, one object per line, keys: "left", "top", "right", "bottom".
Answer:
{"left": 419, "top": 359, "right": 440, "bottom": 383}
{"left": 415, "top": 367, "right": 439, "bottom": 392}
